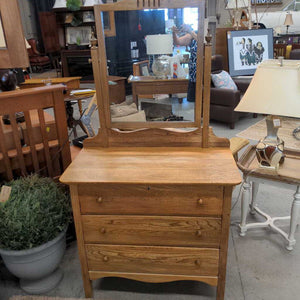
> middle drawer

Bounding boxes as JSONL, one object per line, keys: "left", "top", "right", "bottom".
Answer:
{"left": 82, "top": 215, "right": 221, "bottom": 248}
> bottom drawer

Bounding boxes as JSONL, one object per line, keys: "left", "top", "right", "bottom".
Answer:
{"left": 86, "top": 244, "right": 219, "bottom": 276}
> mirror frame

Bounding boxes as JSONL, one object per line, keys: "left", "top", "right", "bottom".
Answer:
{"left": 92, "top": 0, "right": 206, "bottom": 130}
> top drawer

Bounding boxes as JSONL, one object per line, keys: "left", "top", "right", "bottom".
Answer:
{"left": 78, "top": 184, "right": 223, "bottom": 216}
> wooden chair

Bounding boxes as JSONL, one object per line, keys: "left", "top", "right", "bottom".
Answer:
{"left": 273, "top": 44, "right": 287, "bottom": 58}
{"left": 132, "top": 60, "right": 153, "bottom": 99}
{"left": 0, "top": 85, "right": 71, "bottom": 181}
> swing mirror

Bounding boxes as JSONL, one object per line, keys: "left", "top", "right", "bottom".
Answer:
{"left": 93, "top": 0, "right": 205, "bottom": 129}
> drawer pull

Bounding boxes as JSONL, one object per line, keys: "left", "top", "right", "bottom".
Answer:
{"left": 97, "top": 197, "right": 103, "bottom": 203}
{"left": 196, "top": 230, "right": 202, "bottom": 237}
{"left": 103, "top": 256, "right": 109, "bottom": 262}
{"left": 197, "top": 198, "right": 203, "bottom": 205}
{"left": 195, "top": 259, "right": 201, "bottom": 266}
{"left": 100, "top": 227, "right": 106, "bottom": 234}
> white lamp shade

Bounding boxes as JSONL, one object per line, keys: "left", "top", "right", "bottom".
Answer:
{"left": 53, "top": 0, "right": 66, "bottom": 8}
{"left": 146, "top": 34, "right": 173, "bottom": 55}
{"left": 235, "top": 59, "right": 300, "bottom": 118}
{"left": 226, "top": 0, "right": 249, "bottom": 9}
{"left": 84, "top": 0, "right": 102, "bottom": 6}
{"left": 284, "top": 13, "right": 294, "bottom": 26}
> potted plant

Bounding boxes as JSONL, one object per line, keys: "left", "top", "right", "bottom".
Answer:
{"left": 66, "top": 0, "right": 82, "bottom": 11}
{"left": 0, "top": 175, "right": 72, "bottom": 294}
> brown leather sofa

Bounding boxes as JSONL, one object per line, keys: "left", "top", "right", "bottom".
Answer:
{"left": 210, "top": 55, "right": 254, "bottom": 129}
{"left": 290, "top": 49, "right": 300, "bottom": 59}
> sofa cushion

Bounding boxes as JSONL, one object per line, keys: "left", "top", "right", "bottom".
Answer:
{"left": 211, "top": 70, "right": 238, "bottom": 91}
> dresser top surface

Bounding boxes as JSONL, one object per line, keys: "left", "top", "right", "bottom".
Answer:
{"left": 60, "top": 147, "right": 241, "bottom": 185}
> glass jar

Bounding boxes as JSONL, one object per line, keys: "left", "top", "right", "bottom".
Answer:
{"left": 152, "top": 57, "right": 170, "bottom": 78}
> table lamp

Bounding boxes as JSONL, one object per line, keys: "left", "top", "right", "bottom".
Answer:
{"left": 146, "top": 34, "right": 173, "bottom": 78}
{"left": 284, "top": 12, "right": 293, "bottom": 34}
{"left": 235, "top": 59, "right": 300, "bottom": 169}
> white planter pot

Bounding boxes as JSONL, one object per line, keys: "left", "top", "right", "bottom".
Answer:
{"left": 0, "top": 227, "right": 67, "bottom": 294}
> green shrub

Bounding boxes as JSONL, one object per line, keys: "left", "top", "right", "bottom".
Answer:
{"left": 0, "top": 175, "right": 72, "bottom": 251}
{"left": 66, "top": 0, "right": 81, "bottom": 11}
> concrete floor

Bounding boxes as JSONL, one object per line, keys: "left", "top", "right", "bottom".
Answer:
{"left": 1, "top": 87, "right": 300, "bottom": 300}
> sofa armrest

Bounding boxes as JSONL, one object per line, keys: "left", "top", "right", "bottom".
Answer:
{"left": 210, "top": 87, "right": 241, "bottom": 107}
{"left": 233, "top": 78, "right": 252, "bottom": 93}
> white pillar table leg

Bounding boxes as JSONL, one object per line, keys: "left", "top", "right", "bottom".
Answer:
{"left": 239, "top": 179, "right": 251, "bottom": 236}
{"left": 250, "top": 182, "right": 259, "bottom": 215}
{"left": 287, "top": 186, "right": 300, "bottom": 251}
{"left": 239, "top": 181, "right": 300, "bottom": 250}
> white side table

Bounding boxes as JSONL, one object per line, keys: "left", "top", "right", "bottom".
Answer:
{"left": 237, "top": 146, "right": 300, "bottom": 250}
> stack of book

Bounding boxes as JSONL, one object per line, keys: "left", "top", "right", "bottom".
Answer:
{"left": 70, "top": 89, "right": 96, "bottom": 97}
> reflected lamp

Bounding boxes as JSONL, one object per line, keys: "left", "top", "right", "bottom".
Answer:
{"left": 235, "top": 59, "right": 300, "bottom": 169}
{"left": 284, "top": 12, "right": 293, "bottom": 34}
{"left": 146, "top": 34, "right": 173, "bottom": 78}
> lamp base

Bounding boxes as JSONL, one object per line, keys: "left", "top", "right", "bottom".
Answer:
{"left": 255, "top": 116, "right": 285, "bottom": 170}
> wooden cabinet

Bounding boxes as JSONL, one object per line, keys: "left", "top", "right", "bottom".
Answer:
{"left": 52, "top": 6, "right": 115, "bottom": 48}
{"left": 61, "top": 147, "right": 241, "bottom": 300}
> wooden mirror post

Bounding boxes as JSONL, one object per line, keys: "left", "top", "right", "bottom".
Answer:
{"left": 0, "top": 0, "right": 29, "bottom": 69}
{"left": 60, "top": 1, "right": 241, "bottom": 299}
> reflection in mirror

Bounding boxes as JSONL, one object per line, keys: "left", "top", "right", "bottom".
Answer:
{"left": 0, "top": 15, "right": 6, "bottom": 48}
{"left": 104, "top": 7, "right": 200, "bottom": 124}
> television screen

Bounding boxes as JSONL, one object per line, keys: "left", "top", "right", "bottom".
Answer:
{"left": 227, "top": 28, "right": 274, "bottom": 76}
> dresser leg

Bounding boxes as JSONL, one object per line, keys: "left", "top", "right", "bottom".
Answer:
{"left": 239, "top": 180, "right": 251, "bottom": 236}
{"left": 83, "top": 279, "right": 93, "bottom": 298}
{"left": 287, "top": 186, "right": 300, "bottom": 251}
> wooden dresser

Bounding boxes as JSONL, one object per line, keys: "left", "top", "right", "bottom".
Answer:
{"left": 60, "top": 1, "right": 241, "bottom": 299}
{"left": 60, "top": 146, "right": 241, "bottom": 299}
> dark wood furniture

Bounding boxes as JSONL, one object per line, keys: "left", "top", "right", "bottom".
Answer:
{"left": 61, "top": 49, "right": 93, "bottom": 82}
{"left": 273, "top": 43, "right": 287, "bottom": 58}
{"left": 52, "top": 6, "right": 116, "bottom": 45}
{"left": 60, "top": 2, "right": 241, "bottom": 300}
{"left": 0, "top": 85, "right": 71, "bottom": 181}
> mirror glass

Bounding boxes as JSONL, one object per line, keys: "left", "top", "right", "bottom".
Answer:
{"left": 0, "top": 15, "right": 6, "bottom": 48}
{"left": 103, "top": 7, "right": 200, "bottom": 124}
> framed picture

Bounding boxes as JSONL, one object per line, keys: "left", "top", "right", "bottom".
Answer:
{"left": 66, "top": 26, "right": 92, "bottom": 45}
{"left": 139, "top": 61, "right": 150, "bottom": 76}
{"left": 227, "top": 28, "right": 274, "bottom": 76}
